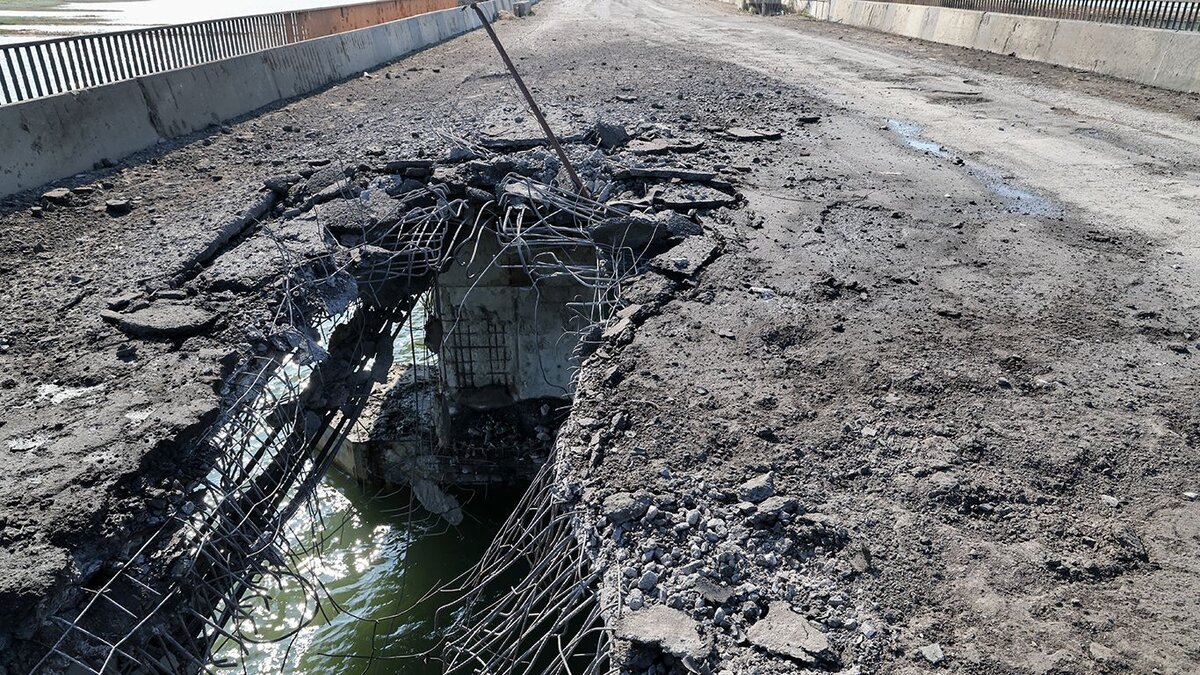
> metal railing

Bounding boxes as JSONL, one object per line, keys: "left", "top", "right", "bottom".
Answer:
{"left": 872, "top": 0, "right": 1200, "bottom": 31}
{"left": 0, "top": 0, "right": 456, "bottom": 106}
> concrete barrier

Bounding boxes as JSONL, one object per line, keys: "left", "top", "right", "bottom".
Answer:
{"left": 820, "top": 0, "right": 1200, "bottom": 94}
{"left": 0, "top": 0, "right": 514, "bottom": 199}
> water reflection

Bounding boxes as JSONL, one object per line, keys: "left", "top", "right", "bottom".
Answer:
{"left": 0, "top": 0, "right": 365, "bottom": 43}
{"left": 215, "top": 471, "right": 520, "bottom": 674}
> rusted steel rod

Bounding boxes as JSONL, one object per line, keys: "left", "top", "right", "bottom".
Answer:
{"left": 468, "top": 2, "right": 589, "bottom": 197}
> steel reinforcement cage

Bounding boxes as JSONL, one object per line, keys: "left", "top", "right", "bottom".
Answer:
{"left": 855, "top": 0, "right": 1200, "bottom": 31}
{"left": 0, "top": 0, "right": 457, "bottom": 106}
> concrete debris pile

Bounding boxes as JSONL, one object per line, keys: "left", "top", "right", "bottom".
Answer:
{"left": 575, "top": 467, "right": 855, "bottom": 673}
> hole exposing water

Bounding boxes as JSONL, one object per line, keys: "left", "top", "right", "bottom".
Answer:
{"left": 213, "top": 472, "right": 523, "bottom": 674}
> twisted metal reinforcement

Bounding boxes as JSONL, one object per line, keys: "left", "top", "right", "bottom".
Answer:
{"left": 31, "top": 116, "right": 695, "bottom": 672}
{"left": 439, "top": 456, "right": 614, "bottom": 675}
{"left": 31, "top": 186, "right": 483, "bottom": 674}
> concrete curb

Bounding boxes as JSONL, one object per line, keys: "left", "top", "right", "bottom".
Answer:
{"left": 820, "top": 0, "right": 1200, "bottom": 94}
{"left": 0, "top": 0, "right": 514, "bottom": 199}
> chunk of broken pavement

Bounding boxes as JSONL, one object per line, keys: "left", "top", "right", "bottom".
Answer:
{"left": 105, "top": 198, "right": 132, "bottom": 216}
{"left": 650, "top": 236, "right": 719, "bottom": 278}
{"left": 725, "top": 127, "right": 783, "bottom": 141}
{"left": 603, "top": 492, "right": 650, "bottom": 525}
{"left": 615, "top": 605, "right": 709, "bottom": 661}
{"left": 592, "top": 120, "right": 631, "bottom": 150}
{"left": 617, "top": 166, "right": 718, "bottom": 182}
{"left": 41, "top": 188, "right": 72, "bottom": 206}
{"left": 746, "top": 601, "right": 831, "bottom": 664}
{"left": 658, "top": 211, "right": 702, "bottom": 238}
{"left": 748, "top": 495, "right": 800, "bottom": 526}
{"left": 738, "top": 473, "right": 775, "bottom": 503}
{"left": 264, "top": 174, "right": 303, "bottom": 194}
{"left": 653, "top": 183, "right": 738, "bottom": 210}
{"left": 695, "top": 577, "right": 735, "bottom": 605}
{"left": 100, "top": 303, "right": 216, "bottom": 339}
{"left": 627, "top": 137, "right": 706, "bottom": 155}
{"left": 588, "top": 215, "right": 666, "bottom": 252}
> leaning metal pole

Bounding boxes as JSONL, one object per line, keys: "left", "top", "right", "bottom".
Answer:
{"left": 468, "top": 1, "right": 589, "bottom": 197}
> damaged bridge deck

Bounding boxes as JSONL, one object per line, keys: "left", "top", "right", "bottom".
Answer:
{"left": 3, "top": 0, "right": 1200, "bottom": 672}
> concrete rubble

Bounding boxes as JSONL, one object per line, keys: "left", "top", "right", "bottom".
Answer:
{"left": 2, "top": 0, "right": 1200, "bottom": 673}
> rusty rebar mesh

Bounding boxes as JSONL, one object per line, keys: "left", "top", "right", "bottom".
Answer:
{"left": 29, "top": 182, "right": 482, "bottom": 674}
{"left": 30, "top": 122, "right": 710, "bottom": 673}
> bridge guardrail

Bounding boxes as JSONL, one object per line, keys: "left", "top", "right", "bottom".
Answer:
{"left": 863, "top": 0, "right": 1200, "bottom": 31}
{"left": 0, "top": 0, "right": 456, "bottom": 106}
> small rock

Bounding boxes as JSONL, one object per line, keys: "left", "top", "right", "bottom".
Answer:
{"left": 41, "top": 188, "right": 72, "bottom": 206}
{"left": 627, "top": 137, "right": 705, "bottom": 155}
{"left": 1088, "top": 641, "right": 1118, "bottom": 661}
{"left": 105, "top": 198, "right": 132, "bottom": 216}
{"left": 695, "top": 578, "right": 735, "bottom": 605}
{"left": 1168, "top": 342, "right": 1190, "bottom": 354}
{"left": 919, "top": 643, "right": 945, "bottom": 665}
{"left": 933, "top": 305, "right": 963, "bottom": 319}
{"left": 593, "top": 120, "right": 631, "bottom": 150}
{"left": 604, "top": 492, "right": 650, "bottom": 525}
{"left": 638, "top": 570, "right": 659, "bottom": 592}
{"left": 1184, "top": 491, "right": 1198, "bottom": 501}
{"left": 1100, "top": 495, "right": 1120, "bottom": 508}
{"left": 446, "top": 146, "right": 478, "bottom": 163}
{"left": 738, "top": 473, "right": 775, "bottom": 504}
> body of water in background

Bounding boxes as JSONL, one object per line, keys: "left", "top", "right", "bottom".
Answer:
{"left": 0, "top": 0, "right": 362, "bottom": 44}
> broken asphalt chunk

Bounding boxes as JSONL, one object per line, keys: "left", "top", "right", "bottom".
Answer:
{"left": 105, "top": 199, "right": 132, "bottom": 216}
{"left": 724, "top": 127, "right": 783, "bottom": 141}
{"left": 41, "top": 188, "right": 72, "bottom": 206}
{"left": 653, "top": 183, "right": 739, "bottom": 211}
{"left": 650, "top": 236, "right": 719, "bottom": 278}
{"left": 592, "top": 120, "right": 631, "bottom": 150}
{"left": 264, "top": 174, "right": 303, "bottom": 195}
{"left": 616, "top": 166, "right": 719, "bottom": 182}
{"left": 100, "top": 303, "right": 216, "bottom": 339}
{"left": 738, "top": 473, "right": 775, "bottom": 503}
{"left": 746, "top": 602, "right": 831, "bottom": 664}
{"left": 627, "top": 137, "right": 706, "bottom": 155}
{"left": 587, "top": 214, "right": 683, "bottom": 253}
{"left": 614, "top": 605, "right": 709, "bottom": 661}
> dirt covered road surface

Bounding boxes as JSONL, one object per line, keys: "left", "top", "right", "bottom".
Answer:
{"left": 1, "top": 0, "right": 1198, "bottom": 671}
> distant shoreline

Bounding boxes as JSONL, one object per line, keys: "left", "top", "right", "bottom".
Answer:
{"left": 0, "top": 1, "right": 122, "bottom": 42}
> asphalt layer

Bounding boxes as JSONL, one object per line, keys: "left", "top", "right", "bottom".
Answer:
{"left": 1, "top": 0, "right": 1199, "bottom": 671}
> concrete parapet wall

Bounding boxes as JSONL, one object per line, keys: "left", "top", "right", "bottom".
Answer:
{"left": 824, "top": 0, "right": 1200, "bottom": 94}
{"left": 0, "top": 0, "right": 513, "bottom": 199}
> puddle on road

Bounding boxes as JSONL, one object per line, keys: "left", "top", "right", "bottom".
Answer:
{"left": 887, "top": 118, "right": 950, "bottom": 158}
{"left": 886, "top": 118, "right": 1062, "bottom": 218}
